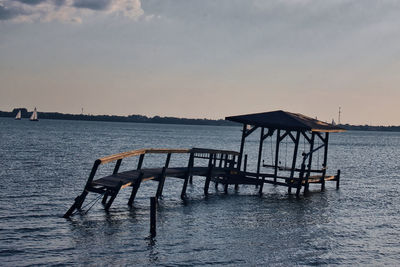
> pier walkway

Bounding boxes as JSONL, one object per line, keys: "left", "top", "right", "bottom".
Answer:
{"left": 64, "top": 147, "right": 339, "bottom": 218}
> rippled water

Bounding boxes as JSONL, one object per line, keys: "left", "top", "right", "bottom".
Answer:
{"left": 1, "top": 118, "right": 400, "bottom": 266}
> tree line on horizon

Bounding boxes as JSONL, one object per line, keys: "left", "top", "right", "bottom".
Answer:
{"left": 1, "top": 108, "right": 400, "bottom": 131}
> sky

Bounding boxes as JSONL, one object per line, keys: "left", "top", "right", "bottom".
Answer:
{"left": 1, "top": 0, "right": 400, "bottom": 125}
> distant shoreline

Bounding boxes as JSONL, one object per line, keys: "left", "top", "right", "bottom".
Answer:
{"left": 0, "top": 108, "right": 235, "bottom": 126}
{"left": 2, "top": 108, "right": 400, "bottom": 132}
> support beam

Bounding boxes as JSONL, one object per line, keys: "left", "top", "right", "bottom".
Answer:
{"left": 321, "top": 132, "right": 329, "bottom": 191}
{"left": 113, "top": 159, "right": 122, "bottom": 174}
{"left": 204, "top": 157, "right": 214, "bottom": 195}
{"left": 181, "top": 153, "right": 194, "bottom": 199}
{"left": 256, "top": 127, "right": 265, "bottom": 190}
{"left": 288, "top": 131, "right": 300, "bottom": 194}
{"left": 274, "top": 129, "right": 280, "bottom": 184}
{"left": 296, "top": 163, "right": 306, "bottom": 197}
{"left": 63, "top": 160, "right": 100, "bottom": 218}
{"left": 105, "top": 181, "right": 123, "bottom": 211}
{"left": 128, "top": 172, "right": 144, "bottom": 206}
{"left": 156, "top": 153, "right": 171, "bottom": 199}
{"left": 304, "top": 132, "right": 315, "bottom": 194}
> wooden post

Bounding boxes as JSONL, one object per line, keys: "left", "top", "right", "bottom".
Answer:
{"left": 113, "top": 159, "right": 122, "bottom": 174}
{"left": 274, "top": 129, "right": 280, "bottom": 184}
{"left": 181, "top": 153, "right": 194, "bottom": 199}
{"left": 304, "top": 132, "right": 315, "bottom": 193}
{"left": 243, "top": 154, "right": 248, "bottom": 173}
{"left": 204, "top": 156, "right": 213, "bottom": 195}
{"left": 128, "top": 172, "right": 144, "bottom": 206}
{"left": 237, "top": 124, "right": 247, "bottom": 171}
{"left": 288, "top": 131, "right": 300, "bottom": 194}
{"left": 336, "top": 169, "right": 341, "bottom": 189}
{"left": 101, "top": 191, "right": 109, "bottom": 205}
{"left": 63, "top": 160, "right": 100, "bottom": 218}
{"left": 156, "top": 153, "right": 171, "bottom": 199}
{"left": 150, "top": 197, "right": 156, "bottom": 238}
{"left": 256, "top": 127, "right": 264, "bottom": 190}
{"left": 105, "top": 181, "right": 122, "bottom": 211}
{"left": 296, "top": 163, "right": 306, "bottom": 197}
{"left": 321, "top": 132, "right": 329, "bottom": 191}
{"left": 137, "top": 154, "right": 145, "bottom": 170}
{"left": 127, "top": 154, "right": 145, "bottom": 206}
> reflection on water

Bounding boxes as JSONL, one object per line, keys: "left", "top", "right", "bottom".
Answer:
{"left": 1, "top": 118, "right": 400, "bottom": 265}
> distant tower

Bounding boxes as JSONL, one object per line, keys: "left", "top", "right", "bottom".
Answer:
{"left": 81, "top": 108, "right": 84, "bottom": 115}
{"left": 338, "top": 107, "right": 341, "bottom": 125}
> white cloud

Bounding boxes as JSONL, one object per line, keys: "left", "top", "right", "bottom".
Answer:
{"left": 0, "top": 0, "right": 143, "bottom": 23}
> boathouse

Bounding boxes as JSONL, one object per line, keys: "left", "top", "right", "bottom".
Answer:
{"left": 64, "top": 110, "right": 344, "bottom": 218}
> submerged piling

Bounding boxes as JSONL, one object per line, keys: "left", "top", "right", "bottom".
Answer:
{"left": 150, "top": 197, "right": 157, "bottom": 238}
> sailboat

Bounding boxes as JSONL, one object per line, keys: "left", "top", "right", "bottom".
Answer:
{"left": 15, "top": 110, "right": 21, "bottom": 120}
{"left": 30, "top": 107, "right": 39, "bottom": 121}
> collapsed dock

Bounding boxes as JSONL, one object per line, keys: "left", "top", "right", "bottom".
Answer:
{"left": 64, "top": 110, "right": 345, "bottom": 218}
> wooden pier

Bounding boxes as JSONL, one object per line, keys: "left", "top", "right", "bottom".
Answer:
{"left": 64, "top": 110, "right": 344, "bottom": 218}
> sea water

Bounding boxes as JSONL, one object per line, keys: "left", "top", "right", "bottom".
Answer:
{"left": 1, "top": 117, "right": 400, "bottom": 266}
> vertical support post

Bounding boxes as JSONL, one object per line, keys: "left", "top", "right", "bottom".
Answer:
{"left": 150, "top": 197, "right": 156, "bottom": 238}
{"left": 127, "top": 153, "right": 145, "bottom": 206}
{"left": 296, "top": 163, "right": 306, "bottom": 197}
{"left": 181, "top": 153, "right": 194, "bottom": 199}
{"left": 128, "top": 172, "right": 144, "bottom": 206}
{"left": 321, "top": 132, "right": 329, "bottom": 191}
{"left": 243, "top": 154, "right": 248, "bottom": 173}
{"left": 102, "top": 191, "right": 109, "bottom": 205}
{"left": 137, "top": 153, "right": 145, "bottom": 170}
{"left": 274, "top": 129, "right": 281, "bottom": 184}
{"left": 63, "top": 160, "right": 101, "bottom": 218}
{"left": 113, "top": 159, "right": 122, "bottom": 174}
{"left": 288, "top": 131, "right": 300, "bottom": 194}
{"left": 256, "top": 127, "right": 265, "bottom": 182}
{"left": 105, "top": 181, "right": 122, "bottom": 211}
{"left": 237, "top": 124, "right": 247, "bottom": 171}
{"left": 304, "top": 132, "right": 315, "bottom": 193}
{"left": 204, "top": 156, "right": 213, "bottom": 195}
{"left": 156, "top": 153, "right": 171, "bottom": 199}
{"left": 336, "top": 169, "right": 341, "bottom": 189}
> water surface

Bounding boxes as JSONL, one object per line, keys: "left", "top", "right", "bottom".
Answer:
{"left": 1, "top": 118, "right": 400, "bottom": 266}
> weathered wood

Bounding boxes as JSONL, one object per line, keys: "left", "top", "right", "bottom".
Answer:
{"left": 63, "top": 160, "right": 101, "bottom": 218}
{"left": 288, "top": 131, "right": 300, "bottom": 194}
{"left": 274, "top": 129, "right": 280, "bottom": 184}
{"left": 128, "top": 172, "right": 144, "bottom": 206}
{"left": 321, "top": 132, "right": 329, "bottom": 191}
{"left": 150, "top": 197, "right": 156, "bottom": 238}
{"left": 256, "top": 127, "right": 265, "bottom": 180}
{"left": 113, "top": 159, "right": 122, "bottom": 175}
{"left": 237, "top": 124, "right": 247, "bottom": 171}
{"left": 102, "top": 191, "right": 109, "bottom": 205}
{"left": 244, "top": 125, "right": 258, "bottom": 138}
{"left": 296, "top": 163, "right": 306, "bottom": 197}
{"left": 336, "top": 169, "right": 341, "bottom": 189}
{"left": 304, "top": 132, "right": 315, "bottom": 193}
{"left": 156, "top": 153, "right": 171, "bottom": 199}
{"left": 137, "top": 154, "right": 145, "bottom": 170}
{"left": 181, "top": 153, "right": 194, "bottom": 199}
{"left": 105, "top": 182, "right": 123, "bottom": 210}
{"left": 204, "top": 157, "right": 213, "bottom": 195}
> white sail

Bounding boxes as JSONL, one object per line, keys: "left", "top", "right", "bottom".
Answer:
{"left": 30, "top": 108, "right": 38, "bottom": 121}
{"left": 15, "top": 110, "right": 21, "bottom": 120}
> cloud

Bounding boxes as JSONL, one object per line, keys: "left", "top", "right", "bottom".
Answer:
{"left": 0, "top": 0, "right": 143, "bottom": 22}
{"left": 16, "top": 0, "right": 47, "bottom": 5}
{"left": 73, "top": 0, "right": 110, "bottom": 11}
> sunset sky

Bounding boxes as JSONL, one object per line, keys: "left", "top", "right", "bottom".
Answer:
{"left": 1, "top": 0, "right": 400, "bottom": 125}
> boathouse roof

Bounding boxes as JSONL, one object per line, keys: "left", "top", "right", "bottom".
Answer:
{"left": 225, "top": 110, "right": 345, "bottom": 132}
